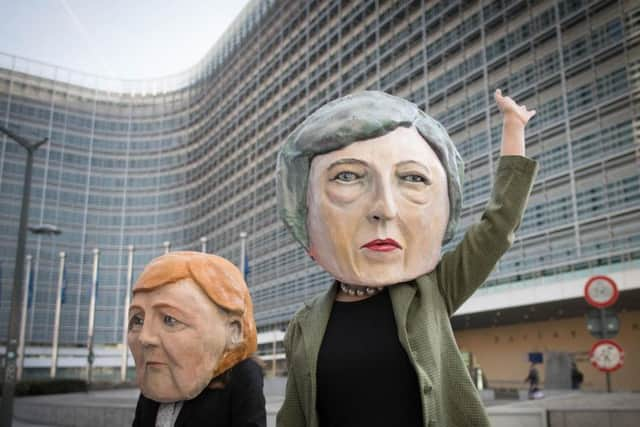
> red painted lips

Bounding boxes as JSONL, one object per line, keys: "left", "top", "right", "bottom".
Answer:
{"left": 361, "top": 238, "right": 402, "bottom": 252}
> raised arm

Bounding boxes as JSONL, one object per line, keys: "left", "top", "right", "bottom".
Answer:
{"left": 495, "top": 88, "right": 536, "bottom": 156}
{"left": 436, "top": 89, "right": 538, "bottom": 314}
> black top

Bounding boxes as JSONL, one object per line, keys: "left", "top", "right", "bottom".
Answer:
{"left": 316, "top": 289, "right": 423, "bottom": 427}
{"left": 132, "top": 357, "right": 266, "bottom": 427}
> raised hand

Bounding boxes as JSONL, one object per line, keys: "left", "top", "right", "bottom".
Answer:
{"left": 494, "top": 89, "right": 535, "bottom": 156}
{"left": 494, "top": 89, "right": 536, "bottom": 127}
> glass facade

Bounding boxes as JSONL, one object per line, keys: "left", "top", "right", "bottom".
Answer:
{"left": 0, "top": 0, "right": 638, "bottom": 349}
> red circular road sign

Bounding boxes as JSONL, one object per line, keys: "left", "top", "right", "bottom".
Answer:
{"left": 590, "top": 339, "right": 624, "bottom": 372}
{"left": 584, "top": 275, "right": 619, "bottom": 308}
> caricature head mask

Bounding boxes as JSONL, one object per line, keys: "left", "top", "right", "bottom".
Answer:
{"left": 276, "top": 91, "right": 464, "bottom": 285}
{"left": 127, "top": 251, "right": 257, "bottom": 402}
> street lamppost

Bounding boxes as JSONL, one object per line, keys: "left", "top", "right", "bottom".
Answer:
{"left": 17, "top": 224, "right": 62, "bottom": 381}
{"left": 28, "top": 224, "right": 62, "bottom": 236}
{"left": 0, "top": 125, "right": 48, "bottom": 426}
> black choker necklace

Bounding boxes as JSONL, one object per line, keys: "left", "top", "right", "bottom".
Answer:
{"left": 339, "top": 282, "right": 382, "bottom": 297}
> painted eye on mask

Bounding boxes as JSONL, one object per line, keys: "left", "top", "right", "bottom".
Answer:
{"left": 399, "top": 173, "right": 431, "bottom": 184}
{"left": 128, "top": 314, "right": 144, "bottom": 331}
{"left": 332, "top": 171, "right": 362, "bottom": 182}
{"left": 163, "top": 315, "right": 180, "bottom": 327}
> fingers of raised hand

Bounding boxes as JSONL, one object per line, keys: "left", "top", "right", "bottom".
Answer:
{"left": 494, "top": 89, "right": 516, "bottom": 110}
{"left": 525, "top": 107, "right": 536, "bottom": 119}
{"left": 520, "top": 104, "right": 536, "bottom": 120}
{"left": 495, "top": 89, "right": 536, "bottom": 123}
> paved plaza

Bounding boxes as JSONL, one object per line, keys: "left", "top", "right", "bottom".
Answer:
{"left": 7, "top": 361, "right": 637, "bottom": 427}
{"left": 11, "top": 387, "right": 283, "bottom": 427}
{"left": 8, "top": 387, "right": 640, "bottom": 427}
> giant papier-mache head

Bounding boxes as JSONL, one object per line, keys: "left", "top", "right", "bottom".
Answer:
{"left": 127, "top": 251, "right": 257, "bottom": 402}
{"left": 276, "top": 91, "right": 464, "bottom": 286}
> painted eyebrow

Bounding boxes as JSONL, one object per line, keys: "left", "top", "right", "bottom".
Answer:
{"left": 151, "top": 302, "right": 186, "bottom": 313}
{"left": 128, "top": 304, "right": 143, "bottom": 314}
{"left": 395, "top": 160, "right": 431, "bottom": 171}
{"left": 128, "top": 302, "right": 186, "bottom": 315}
{"left": 326, "top": 158, "right": 369, "bottom": 169}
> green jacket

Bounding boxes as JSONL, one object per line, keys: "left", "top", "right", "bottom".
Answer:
{"left": 276, "top": 156, "right": 538, "bottom": 427}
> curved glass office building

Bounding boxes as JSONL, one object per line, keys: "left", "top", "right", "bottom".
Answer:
{"left": 1, "top": 0, "right": 639, "bottom": 384}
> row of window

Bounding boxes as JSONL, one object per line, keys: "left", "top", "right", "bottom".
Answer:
{"left": 2, "top": 0, "right": 637, "bottom": 339}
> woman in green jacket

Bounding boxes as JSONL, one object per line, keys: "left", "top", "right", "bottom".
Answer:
{"left": 275, "top": 89, "right": 538, "bottom": 427}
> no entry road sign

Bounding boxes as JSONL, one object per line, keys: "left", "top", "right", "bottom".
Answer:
{"left": 590, "top": 339, "right": 624, "bottom": 373}
{"left": 584, "top": 275, "right": 619, "bottom": 308}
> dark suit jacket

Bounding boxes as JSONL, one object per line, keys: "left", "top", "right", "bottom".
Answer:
{"left": 132, "top": 358, "right": 266, "bottom": 427}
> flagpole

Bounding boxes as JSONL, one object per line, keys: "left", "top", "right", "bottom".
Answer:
{"left": 121, "top": 245, "right": 134, "bottom": 382}
{"left": 50, "top": 252, "right": 65, "bottom": 378}
{"left": 272, "top": 330, "right": 277, "bottom": 377}
{"left": 87, "top": 248, "right": 99, "bottom": 384}
{"left": 239, "top": 232, "right": 247, "bottom": 279}
{"left": 16, "top": 255, "right": 32, "bottom": 382}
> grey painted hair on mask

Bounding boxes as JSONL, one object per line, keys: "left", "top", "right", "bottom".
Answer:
{"left": 276, "top": 90, "right": 464, "bottom": 250}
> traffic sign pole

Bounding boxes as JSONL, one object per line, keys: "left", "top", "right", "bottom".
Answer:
{"left": 600, "top": 309, "right": 611, "bottom": 392}
{"left": 584, "top": 275, "right": 621, "bottom": 392}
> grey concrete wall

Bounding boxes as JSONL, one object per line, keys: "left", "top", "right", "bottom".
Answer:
{"left": 487, "top": 407, "right": 547, "bottom": 427}
{"left": 489, "top": 407, "right": 640, "bottom": 427}
{"left": 548, "top": 410, "right": 640, "bottom": 427}
{"left": 263, "top": 377, "right": 286, "bottom": 397}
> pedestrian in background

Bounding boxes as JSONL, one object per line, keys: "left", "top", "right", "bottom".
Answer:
{"left": 525, "top": 363, "right": 543, "bottom": 399}
{"left": 571, "top": 361, "right": 583, "bottom": 390}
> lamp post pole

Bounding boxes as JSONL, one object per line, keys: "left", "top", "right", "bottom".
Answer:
{"left": 120, "top": 245, "right": 134, "bottom": 382}
{"left": 0, "top": 125, "right": 47, "bottom": 426}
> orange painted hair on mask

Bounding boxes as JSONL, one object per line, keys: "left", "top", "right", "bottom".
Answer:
{"left": 132, "top": 251, "right": 257, "bottom": 378}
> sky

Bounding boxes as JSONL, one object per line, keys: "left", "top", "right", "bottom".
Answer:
{"left": 0, "top": 0, "right": 251, "bottom": 80}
